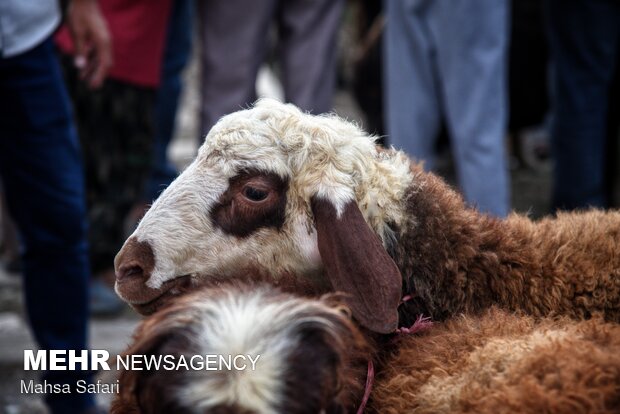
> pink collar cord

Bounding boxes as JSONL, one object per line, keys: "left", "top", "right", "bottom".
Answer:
{"left": 356, "top": 295, "right": 433, "bottom": 413}
{"left": 356, "top": 360, "right": 375, "bottom": 414}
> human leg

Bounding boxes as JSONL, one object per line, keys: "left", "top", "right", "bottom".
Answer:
{"left": 433, "top": 0, "right": 510, "bottom": 217}
{"left": 278, "top": 0, "right": 345, "bottom": 113}
{"left": 196, "top": 0, "right": 277, "bottom": 137}
{"left": 0, "top": 38, "right": 93, "bottom": 414}
{"left": 545, "top": 0, "right": 620, "bottom": 210}
{"left": 145, "top": 0, "right": 194, "bottom": 202}
{"left": 383, "top": 0, "right": 442, "bottom": 169}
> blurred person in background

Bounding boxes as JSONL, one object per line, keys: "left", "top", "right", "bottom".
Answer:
{"left": 55, "top": 0, "right": 173, "bottom": 314}
{"left": 0, "top": 190, "right": 21, "bottom": 273}
{"left": 545, "top": 0, "right": 620, "bottom": 211}
{"left": 383, "top": 0, "right": 510, "bottom": 217}
{"left": 196, "top": 0, "right": 345, "bottom": 137}
{"left": 508, "top": 0, "right": 550, "bottom": 171}
{"left": 142, "top": 0, "right": 193, "bottom": 204}
{"left": 351, "top": 0, "right": 386, "bottom": 141}
{"left": 0, "top": 0, "right": 110, "bottom": 412}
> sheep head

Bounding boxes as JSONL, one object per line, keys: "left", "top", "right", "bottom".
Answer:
{"left": 111, "top": 284, "right": 371, "bottom": 414}
{"left": 114, "top": 99, "right": 412, "bottom": 333}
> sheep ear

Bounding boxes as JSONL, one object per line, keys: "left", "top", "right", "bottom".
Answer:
{"left": 311, "top": 197, "right": 402, "bottom": 333}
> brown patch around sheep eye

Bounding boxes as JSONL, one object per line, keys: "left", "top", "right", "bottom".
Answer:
{"left": 210, "top": 171, "right": 288, "bottom": 237}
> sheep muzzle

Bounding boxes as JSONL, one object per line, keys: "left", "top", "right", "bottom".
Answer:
{"left": 115, "top": 236, "right": 154, "bottom": 280}
{"left": 114, "top": 236, "right": 189, "bottom": 314}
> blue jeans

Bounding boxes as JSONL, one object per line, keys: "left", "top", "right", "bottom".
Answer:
{"left": 383, "top": 0, "right": 510, "bottom": 217}
{"left": 144, "top": 0, "right": 193, "bottom": 202}
{"left": 0, "top": 38, "right": 93, "bottom": 413}
{"left": 545, "top": 0, "right": 620, "bottom": 210}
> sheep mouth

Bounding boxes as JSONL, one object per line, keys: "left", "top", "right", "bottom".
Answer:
{"left": 130, "top": 275, "right": 194, "bottom": 315}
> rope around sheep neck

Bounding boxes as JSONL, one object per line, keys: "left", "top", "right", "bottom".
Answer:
{"left": 356, "top": 360, "right": 375, "bottom": 414}
{"left": 356, "top": 294, "right": 433, "bottom": 413}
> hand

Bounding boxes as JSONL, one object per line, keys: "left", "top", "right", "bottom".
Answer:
{"left": 66, "top": 0, "right": 112, "bottom": 89}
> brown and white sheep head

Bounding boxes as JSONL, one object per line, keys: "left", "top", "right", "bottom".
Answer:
{"left": 111, "top": 283, "right": 371, "bottom": 414}
{"left": 114, "top": 99, "right": 412, "bottom": 333}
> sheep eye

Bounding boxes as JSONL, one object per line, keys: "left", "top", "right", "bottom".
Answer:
{"left": 242, "top": 186, "right": 269, "bottom": 202}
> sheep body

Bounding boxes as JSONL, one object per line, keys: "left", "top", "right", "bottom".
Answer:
{"left": 395, "top": 164, "right": 620, "bottom": 325}
{"left": 112, "top": 100, "right": 620, "bottom": 412}
{"left": 115, "top": 99, "right": 620, "bottom": 330}
{"left": 372, "top": 308, "right": 620, "bottom": 414}
{"left": 114, "top": 283, "right": 620, "bottom": 414}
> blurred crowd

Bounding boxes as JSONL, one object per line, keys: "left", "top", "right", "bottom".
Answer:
{"left": 0, "top": 0, "right": 619, "bottom": 413}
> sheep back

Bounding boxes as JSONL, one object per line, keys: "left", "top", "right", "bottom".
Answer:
{"left": 371, "top": 307, "right": 620, "bottom": 414}
{"left": 395, "top": 163, "right": 620, "bottom": 324}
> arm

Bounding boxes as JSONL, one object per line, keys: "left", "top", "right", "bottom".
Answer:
{"left": 65, "top": 0, "right": 112, "bottom": 88}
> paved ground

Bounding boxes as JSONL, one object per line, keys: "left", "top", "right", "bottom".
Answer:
{"left": 0, "top": 59, "right": 554, "bottom": 413}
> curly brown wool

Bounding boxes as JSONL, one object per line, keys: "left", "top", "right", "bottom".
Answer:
{"left": 370, "top": 307, "right": 620, "bottom": 414}
{"left": 395, "top": 163, "right": 620, "bottom": 326}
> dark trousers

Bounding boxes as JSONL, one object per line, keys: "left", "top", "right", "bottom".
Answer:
{"left": 0, "top": 38, "right": 93, "bottom": 413}
{"left": 545, "top": 0, "right": 620, "bottom": 210}
{"left": 197, "top": 0, "right": 345, "bottom": 137}
{"left": 61, "top": 58, "right": 154, "bottom": 274}
{"left": 144, "top": 0, "right": 193, "bottom": 201}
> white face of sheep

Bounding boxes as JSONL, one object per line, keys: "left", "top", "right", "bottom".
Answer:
{"left": 114, "top": 100, "right": 406, "bottom": 333}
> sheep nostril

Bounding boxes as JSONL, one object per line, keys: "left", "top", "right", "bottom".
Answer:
{"left": 114, "top": 237, "right": 155, "bottom": 284}
{"left": 117, "top": 264, "right": 145, "bottom": 282}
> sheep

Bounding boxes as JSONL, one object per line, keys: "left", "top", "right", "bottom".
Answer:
{"left": 110, "top": 282, "right": 371, "bottom": 414}
{"left": 371, "top": 308, "right": 620, "bottom": 414}
{"left": 112, "top": 282, "right": 620, "bottom": 414}
{"left": 114, "top": 98, "right": 620, "bottom": 333}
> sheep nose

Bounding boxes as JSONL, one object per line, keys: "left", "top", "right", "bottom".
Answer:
{"left": 114, "top": 237, "right": 155, "bottom": 284}
{"left": 116, "top": 263, "right": 145, "bottom": 282}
